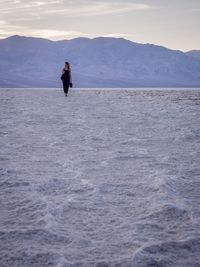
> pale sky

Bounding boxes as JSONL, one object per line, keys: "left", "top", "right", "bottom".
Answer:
{"left": 0, "top": 0, "right": 199, "bottom": 51}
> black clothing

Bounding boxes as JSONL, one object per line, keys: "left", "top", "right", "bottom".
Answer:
{"left": 62, "top": 69, "right": 70, "bottom": 82}
{"left": 63, "top": 81, "right": 69, "bottom": 95}
{"left": 61, "top": 69, "right": 71, "bottom": 95}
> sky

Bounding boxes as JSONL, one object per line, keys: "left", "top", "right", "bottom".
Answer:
{"left": 0, "top": 0, "right": 199, "bottom": 51}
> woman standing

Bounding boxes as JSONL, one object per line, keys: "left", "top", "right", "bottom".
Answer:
{"left": 61, "top": 62, "right": 72, "bottom": 96}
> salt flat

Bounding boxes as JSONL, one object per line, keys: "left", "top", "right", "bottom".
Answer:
{"left": 0, "top": 88, "right": 200, "bottom": 267}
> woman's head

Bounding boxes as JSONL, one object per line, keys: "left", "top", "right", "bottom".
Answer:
{"left": 65, "top": 62, "right": 70, "bottom": 69}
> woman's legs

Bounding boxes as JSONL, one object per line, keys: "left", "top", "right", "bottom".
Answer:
{"left": 62, "top": 81, "right": 69, "bottom": 95}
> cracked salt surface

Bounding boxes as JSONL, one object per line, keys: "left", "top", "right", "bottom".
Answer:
{"left": 0, "top": 88, "right": 200, "bottom": 267}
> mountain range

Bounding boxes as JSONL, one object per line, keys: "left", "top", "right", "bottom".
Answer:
{"left": 0, "top": 35, "right": 200, "bottom": 88}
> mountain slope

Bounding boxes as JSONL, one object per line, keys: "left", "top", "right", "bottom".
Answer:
{"left": 186, "top": 50, "right": 200, "bottom": 59}
{"left": 0, "top": 35, "right": 200, "bottom": 88}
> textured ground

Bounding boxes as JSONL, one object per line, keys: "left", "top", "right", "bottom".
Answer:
{"left": 0, "top": 88, "right": 200, "bottom": 267}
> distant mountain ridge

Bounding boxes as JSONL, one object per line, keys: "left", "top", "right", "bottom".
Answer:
{"left": 0, "top": 35, "right": 200, "bottom": 88}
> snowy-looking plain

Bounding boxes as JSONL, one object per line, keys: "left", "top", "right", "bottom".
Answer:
{"left": 0, "top": 88, "right": 200, "bottom": 267}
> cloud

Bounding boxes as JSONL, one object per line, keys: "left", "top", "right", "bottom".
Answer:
{"left": 0, "top": 22, "right": 79, "bottom": 39}
{"left": 0, "top": 0, "right": 61, "bottom": 14}
{"left": 0, "top": 20, "right": 7, "bottom": 25}
{"left": 27, "top": 29, "right": 92, "bottom": 39}
{"left": 0, "top": 0, "right": 150, "bottom": 17}
{"left": 0, "top": 23, "right": 133, "bottom": 41}
{"left": 30, "top": 30, "right": 133, "bottom": 40}
{"left": 0, "top": 0, "right": 150, "bottom": 40}
{"left": 0, "top": 20, "right": 27, "bottom": 37}
{"left": 42, "top": 2, "right": 150, "bottom": 17}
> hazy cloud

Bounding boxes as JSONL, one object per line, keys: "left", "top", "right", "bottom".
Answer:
{"left": 0, "top": 0, "right": 150, "bottom": 17}
{"left": 0, "top": 24, "right": 132, "bottom": 40}
{"left": 0, "top": 0, "right": 150, "bottom": 40}
{"left": 42, "top": 2, "right": 150, "bottom": 17}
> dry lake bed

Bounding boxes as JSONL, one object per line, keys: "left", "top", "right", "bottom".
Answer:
{"left": 0, "top": 88, "right": 200, "bottom": 267}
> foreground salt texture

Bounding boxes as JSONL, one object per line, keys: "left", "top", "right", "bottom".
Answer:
{"left": 0, "top": 88, "right": 200, "bottom": 267}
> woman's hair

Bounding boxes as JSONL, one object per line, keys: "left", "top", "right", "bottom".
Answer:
{"left": 65, "top": 62, "right": 70, "bottom": 67}
{"left": 64, "top": 61, "right": 71, "bottom": 72}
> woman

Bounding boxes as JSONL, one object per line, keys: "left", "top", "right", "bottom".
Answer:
{"left": 61, "top": 62, "right": 72, "bottom": 96}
